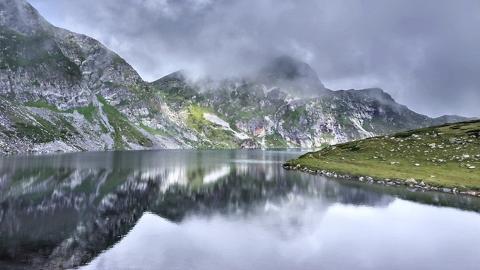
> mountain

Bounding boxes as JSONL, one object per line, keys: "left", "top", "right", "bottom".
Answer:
{"left": 0, "top": 0, "right": 472, "bottom": 155}
{"left": 0, "top": 0, "right": 193, "bottom": 154}
{"left": 432, "top": 115, "right": 476, "bottom": 125}
{"left": 255, "top": 55, "right": 329, "bottom": 97}
{"left": 150, "top": 75, "right": 469, "bottom": 149}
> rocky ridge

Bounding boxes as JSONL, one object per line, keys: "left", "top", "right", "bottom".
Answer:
{"left": 0, "top": 0, "right": 472, "bottom": 155}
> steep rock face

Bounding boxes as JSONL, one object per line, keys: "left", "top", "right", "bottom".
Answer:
{"left": 0, "top": 0, "right": 472, "bottom": 155}
{"left": 0, "top": 0, "right": 49, "bottom": 35}
{"left": 0, "top": 0, "right": 141, "bottom": 107}
{"left": 0, "top": 0, "right": 193, "bottom": 154}
{"left": 151, "top": 74, "right": 455, "bottom": 149}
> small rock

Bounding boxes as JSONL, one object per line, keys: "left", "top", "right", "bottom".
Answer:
{"left": 405, "top": 178, "right": 418, "bottom": 185}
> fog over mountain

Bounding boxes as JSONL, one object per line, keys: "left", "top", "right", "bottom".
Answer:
{"left": 29, "top": 0, "right": 480, "bottom": 117}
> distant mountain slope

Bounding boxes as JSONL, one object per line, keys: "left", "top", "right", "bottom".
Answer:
{"left": 150, "top": 73, "right": 468, "bottom": 149}
{"left": 255, "top": 55, "right": 329, "bottom": 97}
{"left": 0, "top": 0, "right": 472, "bottom": 155}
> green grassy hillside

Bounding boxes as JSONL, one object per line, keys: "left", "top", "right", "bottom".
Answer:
{"left": 285, "top": 120, "right": 480, "bottom": 192}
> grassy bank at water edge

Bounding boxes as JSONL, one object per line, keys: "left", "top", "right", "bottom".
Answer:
{"left": 284, "top": 120, "right": 480, "bottom": 195}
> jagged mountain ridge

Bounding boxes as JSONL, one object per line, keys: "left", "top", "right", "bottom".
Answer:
{"left": 150, "top": 74, "right": 465, "bottom": 149}
{"left": 0, "top": 0, "right": 471, "bottom": 155}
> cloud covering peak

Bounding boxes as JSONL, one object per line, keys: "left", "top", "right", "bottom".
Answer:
{"left": 29, "top": 0, "right": 480, "bottom": 117}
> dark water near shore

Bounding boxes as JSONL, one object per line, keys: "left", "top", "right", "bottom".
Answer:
{"left": 0, "top": 150, "right": 479, "bottom": 270}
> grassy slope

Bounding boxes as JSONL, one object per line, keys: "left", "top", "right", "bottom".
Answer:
{"left": 285, "top": 120, "right": 480, "bottom": 190}
{"left": 186, "top": 105, "right": 238, "bottom": 148}
{"left": 97, "top": 96, "right": 152, "bottom": 149}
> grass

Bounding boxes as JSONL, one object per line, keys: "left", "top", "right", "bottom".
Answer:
{"left": 285, "top": 120, "right": 480, "bottom": 191}
{"left": 24, "top": 100, "right": 61, "bottom": 112}
{"left": 75, "top": 103, "right": 96, "bottom": 122}
{"left": 186, "top": 105, "right": 212, "bottom": 128}
{"left": 97, "top": 95, "right": 152, "bottom": 149}
{"left": 25, "top": 100, "right": 97, "bottom": 124}
{"left": 265, "top": 132, "right": 289, "bottom": 148}
{"left": 9, "top": 110, "right": 77, "bottom": 143}
{"left": 186, "top": 105, "right": 238, "bottom": 148}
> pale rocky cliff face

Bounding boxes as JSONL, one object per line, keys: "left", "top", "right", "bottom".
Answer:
{"left": 0, "top": 0, "right": 141, "bottom": 108}
{"left": 0, "top": 0, "right": 470, "bottom": 155}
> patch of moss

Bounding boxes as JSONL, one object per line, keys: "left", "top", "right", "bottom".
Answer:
{"left": 24, "top": 100, "right": 61, "bottom": 112}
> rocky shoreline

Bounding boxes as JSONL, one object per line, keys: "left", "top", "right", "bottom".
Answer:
{"left": 283, "top": 163, "right": 480, "bottom": 198}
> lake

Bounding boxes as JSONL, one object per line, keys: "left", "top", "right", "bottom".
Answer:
{"left": 0, "top": 149, "right": 479, "bottom": 270}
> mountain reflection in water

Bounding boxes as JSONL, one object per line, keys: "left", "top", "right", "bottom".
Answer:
{"left": 0, "top": 150, "right": 479, "bottom": 270}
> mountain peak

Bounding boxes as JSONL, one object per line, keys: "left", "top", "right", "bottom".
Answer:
{"left": 0, "top": 0, "right": 50, "bottom": 34}
{"left": 263, "top": 56, "right": 319, "bottom": 81}
{"left": 357, "top": 88, "right": 395, "bottom": 103}
{"left": 257, "top": 55, "right": 327, "bottom": 97}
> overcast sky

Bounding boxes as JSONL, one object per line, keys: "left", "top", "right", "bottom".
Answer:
{"left": 29, "top": 0, "right": 480, "bottom": 117}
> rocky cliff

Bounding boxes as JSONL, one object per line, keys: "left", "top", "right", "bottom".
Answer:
{"left": 0, "top": 0, "right": 470, "bottom": 155}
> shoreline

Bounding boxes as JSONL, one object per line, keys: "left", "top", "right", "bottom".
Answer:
{"left": 0, "top": 147, "right": 308, "bottom": 159}
{"left": 283, "top": 163, "right": 480, "bottom": 198}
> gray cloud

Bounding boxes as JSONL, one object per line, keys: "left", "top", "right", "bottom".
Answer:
{"left": 29, "top": 0, "right": 480, "bottom": 117}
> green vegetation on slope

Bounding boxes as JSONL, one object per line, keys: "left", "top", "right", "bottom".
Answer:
{"left": 283, "top": 106, "right": 307, "bottom": 128}
{"left": 74, "top": 103, "right": 96, "bottom": 122}
{"left": 4, "top": 104, "right": 78, "bottom": 144}
{"left": 285, "top": 120, "right": 480, "bottom": 190}
{"left": 264, "top": 132, "right": 289, "bottom": 148}
{"left": 97, "top": 95, "right": 152, "bottom": 149}
{"left": 186, "top": 105, "right": 238, "bottom": 148}
{"left": 24, "top": 100, "right": 61, "bottom": 112}
{"left": 26, "top": 100, "right": 100, "bottom": 124}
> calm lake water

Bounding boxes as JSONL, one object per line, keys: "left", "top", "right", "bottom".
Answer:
{"left": 0, "top": 149, "right": 479, "bottom": 270}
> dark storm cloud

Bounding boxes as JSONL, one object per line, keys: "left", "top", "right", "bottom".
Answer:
{"left": 30, "top": 0, "right": 480, "bottom": 117}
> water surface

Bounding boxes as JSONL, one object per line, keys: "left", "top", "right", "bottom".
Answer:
{"left": 0, "top": 150, "right": 479, "bottom": 270}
